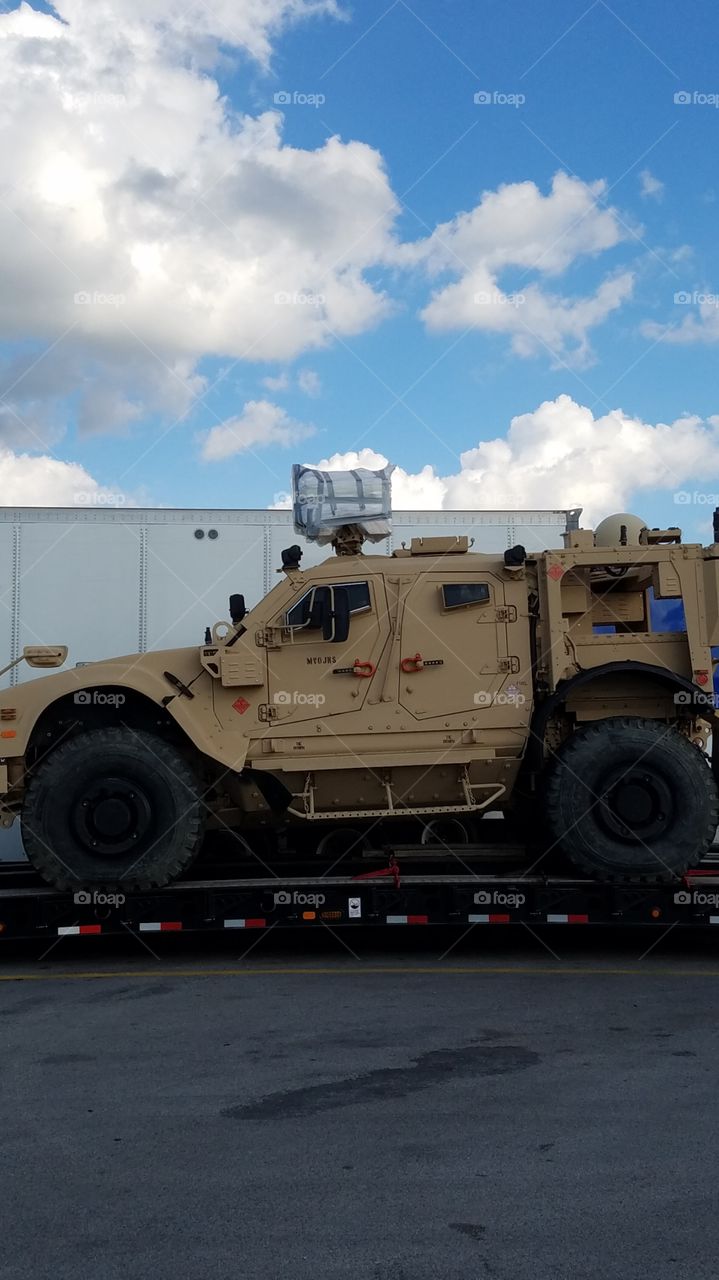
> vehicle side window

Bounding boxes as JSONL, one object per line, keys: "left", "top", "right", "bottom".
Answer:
{"left": 441, "top": 583, "right": 491, "bottom": 610}
{"left": 286, "top": 581, "right": 371, "bottom": 628}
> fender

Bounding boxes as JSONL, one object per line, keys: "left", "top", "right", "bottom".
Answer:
{"left": 528, "top": 659, "right": 718, "bottom": 771}
{"left": 0, "top": 648, "right": 255, "bottom": 774}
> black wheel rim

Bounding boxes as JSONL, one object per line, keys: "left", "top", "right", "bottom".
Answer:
{"left": 314, "top": 827, "right": 367, "bottom": 860}
{"left": 420, "top": 818, "right": 471, "bottom": 846}
{"left": 596, "top": 762, "right": 674, "bottom": 844}
{"left": 72, "top": 776, "right": 154, "bottom": 859}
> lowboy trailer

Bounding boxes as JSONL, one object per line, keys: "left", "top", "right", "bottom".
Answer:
{"left": 2, "top": 855, "right": 719, "bottom": 944}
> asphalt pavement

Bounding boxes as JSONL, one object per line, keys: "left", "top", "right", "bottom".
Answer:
{"left": 1, "top": 928, "right": 719, "bottom": 1279}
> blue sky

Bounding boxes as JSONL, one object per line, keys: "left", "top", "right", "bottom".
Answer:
{"left": 2, "top": 0, "right": 719, "bottom": 534}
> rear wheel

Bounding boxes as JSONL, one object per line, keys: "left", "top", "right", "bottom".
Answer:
{"left": 22, "top": 727, "right": 205, "bottom": 890}
{"left": 544, "top": 716, "right": 718, "bottom": 881}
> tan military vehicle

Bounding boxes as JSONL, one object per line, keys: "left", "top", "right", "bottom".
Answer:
{"left": 1, "top": 465, "right": 717, "bottom": 891}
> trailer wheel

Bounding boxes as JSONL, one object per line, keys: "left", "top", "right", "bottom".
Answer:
{"left": 544, "top": 716, "right": 718, "bottom": 881}
{"left": 22, "top": 727, "right": 205, "bottom": 891}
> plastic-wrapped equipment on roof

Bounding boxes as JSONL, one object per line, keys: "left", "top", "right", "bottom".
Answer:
{"left": 292, "top": 463, "right": 394, "bottom": 545}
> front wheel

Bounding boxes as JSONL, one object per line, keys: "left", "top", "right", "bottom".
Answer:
{"left": 544, "top": 717, "right": 718, "bottom": 881}
{"left": 22, "top": 727, "right": 205, "bottom": 891}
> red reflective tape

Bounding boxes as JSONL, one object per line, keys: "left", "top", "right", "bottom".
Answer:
{"left": 79, "top": 924, "right": 102, "bottom": 935}
{"left": 407, "top": 915, "right": 429, "bottom": 925}
{"left": 489, "top": 914, "right": 511, "bottom": 924}
{"left": 244, "top": 918, "right": 266, "bottom": 928}
{"left": 568, "top": 914, "right": 589, "bottom": 924}
{"left": 160, "top": 921, "right": 182, "bottom": 932}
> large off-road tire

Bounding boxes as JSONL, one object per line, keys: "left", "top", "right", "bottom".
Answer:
{"left": 544, "top": 716, "right": 718, "bottom": 882}
{"left": 22, "top": 727, "right": 205, "bottom": 891}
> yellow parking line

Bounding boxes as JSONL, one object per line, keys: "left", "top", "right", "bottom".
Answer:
{"left": 0, "top": 965, "right": 719, "bottom": 981}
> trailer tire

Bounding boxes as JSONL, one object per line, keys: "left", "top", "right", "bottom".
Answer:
{"left": 22, "top": 727, "right": 205, "bottom": 891}
{"left": 544, "top": 716, "right": 718, "bottom": 881}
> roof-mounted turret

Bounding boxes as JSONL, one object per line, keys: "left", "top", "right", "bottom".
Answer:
{"left": 292, "top": 462, "right": 394, "bottom": 556}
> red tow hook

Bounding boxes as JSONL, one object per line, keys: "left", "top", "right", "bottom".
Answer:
{"left": 401, "top": 653, "right": 444, "bottom": 672}
{"left": 333, "top": 659, "right": 376, "bottom": 677}
{"left": 352, "top": 659, "right": 376, "bottom": 678}
{"left": 401, "top": 653, "right": 424, "bottom": 673}
{"left": 352, "top": 854, "right": 401, "bottom": 890}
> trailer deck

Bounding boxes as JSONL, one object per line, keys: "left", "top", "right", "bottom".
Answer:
{"left": 2, "top": 858, "right": 719, "bottom": 942}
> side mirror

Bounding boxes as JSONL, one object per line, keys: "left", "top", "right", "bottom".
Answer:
{"left": 229, "top": 594, "right": 246, "bottom": 625}
{"left": 320, "top": 586, "right": 350, "bottom": 643}
{"left": 23, "top": 645, "right": 68, "bottom": 669}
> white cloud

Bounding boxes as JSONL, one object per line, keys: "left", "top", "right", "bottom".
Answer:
{"left": 0, "top": 0, "right": 664, "bottom": 514}
{"left": 421, "top": 271, "right": 634, "bottom": 368}
{"left": 38, "top": 0, "right": 343, "bottom": 67}
{"left": 0, "top": 0, "right": 394, "bottom": 439}
{"left": 201, "top": 399, "right": 315, "bottom": 461}
{"left": 305, "top": 395, "right": 719, "bottom": 524}
{"left": 399, "top": 173, "right": 626, "bottom": 276}
{"left": 262, "top": 372, "right": 291, "bottom": 393}
{"left": 0, "top": 449, "right": 129, "bottom": 506}
{"left": 397, "top": 172, "right": 636, "bottom": 366}
{"left": 297, "top": 369, "right": 322, "bottom": 396}
{"left": 0, "top": 2, "right": 644, "bottom": 446}
{"left": 643, "top": 299, "right": 719, "bottom": 346}
{"left": 262, "top": 367, "right": 322, "bottom": 396}
{"left": 639, "top": 169, "right": 664, "bottom": 200}
{"left": 0, "top": 0, "right": 645, "bottom": 463}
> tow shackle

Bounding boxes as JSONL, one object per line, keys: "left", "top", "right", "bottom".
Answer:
{"left": 401, "top": 653, "right": 424, "bottom": 673}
